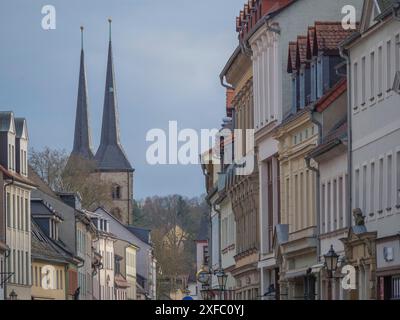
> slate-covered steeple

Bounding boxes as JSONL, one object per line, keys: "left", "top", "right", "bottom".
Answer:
{"left": 72, "top": 26, "right": 94, "bottom": 160}
{"left": 95, "top": 19, "right": 133, "bottom": 172}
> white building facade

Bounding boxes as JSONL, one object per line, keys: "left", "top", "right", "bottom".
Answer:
{"left": 346, "top": 0, "right": 400, "bottom": 300}
{"left": 247, "top": 0, "right": 364, "bottom": 298}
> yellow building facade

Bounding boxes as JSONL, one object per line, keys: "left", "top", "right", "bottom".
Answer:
{"left": 31, "top": 261, "right": 67, "bottom": 300}
{"left": 274, "top": 110, "right": 319, "bottom": 299}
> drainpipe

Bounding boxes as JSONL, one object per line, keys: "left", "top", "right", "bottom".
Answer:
{"left": 213, "top": 202, "right": 222, "bottom": 271}
{"left": 3, "top": 178, "right": 14, "bottom": 299}
{"left": 339, "top": 45, "right": 353, "bottom": 229}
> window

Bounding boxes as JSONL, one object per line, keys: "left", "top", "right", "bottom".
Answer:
{"left": 12, "top": 145, "right": 14, "bottom": 170}
{"left": 379, "top": 158, "right": 384, "bottom": 212}
{"left": 317, "top": 56, "right": 323, "bottom": 98}
{"left": 291, "top": 75, "right": 297, "bottom": 113}
{"left": 378, "top": 46, "right": 383, "bottom": 95}
{"left": 300, "top": 70, "right": 306, "bottom": 108}
{"left": 333, "top": 179, "right": 338, "bottom": 227}
{"left": 26, "top": 252, "right": 29, "bottom": 285}
{"left": 12, "top": 194, "right": 16, "bottom": 229}
{"left": 6, "top": 193, "right": 11, "bottom": 228}
{"left": 339, "top": 177, "right": 344, "bottom": 225}
{"left": 387, "top": 40, "right": 392, "bottom": 92}
{"left": 397, "top": 151, "right": 400, "bottom": 205}
{"left": 327, "top": 182, "right": 331, "bottom": 232}
{"left": 396, "top": 35, "right": 400, "bottom": 72}
{"left": 112, "top": 185, "right": 121, "bottom": 200}
{"left": 203, "top": 246, "right": 209, "bottom": 266}
{"left": 370, "top": 51, "right": 375, "bottom": 99}
{"left": 25, "top": 198, "right": 29, "bottom": 231}
{"left": 387, "top": 155, "right": 393, "bottom": 210}
{"left": 17, "top": 195, "right": 20, "bottom": 230}
{"left": 353, "top": 62, "right": 359, "bottom": 109}
{"left": 321, "top": 184, "right": 326, "bottom": 232}
{"left": 371, "top": 162, "right": 375, "bottom": 214}
{"left": 311, "top": 61, "right": 317, "bottom": 102}
{"left": 393, "top": 276, "right": 400, "bottom": 300}
{"left": 363, "top": 165, "right": 367, "bottom": 213}
{"left": 362, "top": 56, "right": 366, "bottom": 105}
{"left": 355, "top": 169, "right": 360, "bottom": 208}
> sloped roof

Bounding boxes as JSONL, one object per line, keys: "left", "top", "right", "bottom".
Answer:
{"left": 28, "top": 165, "right": 58, "bottom": 198}
{"left": 95, "top": 38, "right": 134, "bottom": 173}
{"left": 31, "top": 198, "right": 64, "bottom": 220}
{"left": 313, "top": 21, "right": 356, "bottom": 55}
{"left": 315, "top": 78, "right": 347, "bottom": 112}
{"left": 0, "top": 111, "right": 13, "bottom": 132}
{"left": 0, "top": 164, "right": 36, "bottom": 187}
{"left": 126, "top": 226, "right": 151, "bottom": 245}
{"left": 71, "top": 45, "right": 94, "bottom": 160}
{"left": 296, "top": 35, "right": 308, "bottom": 69}
{"left": 31, "top": 221, "right": 72, "bottom": 264}
{"left": 14, "top": 118, "right": 28, "bottom": 139}
{"left": 306, "top": 26, "right": 315, "bottom": 60}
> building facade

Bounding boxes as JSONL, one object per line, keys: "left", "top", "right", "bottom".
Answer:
{"left": 0, "top": 112, "right": 35, "bottom": 300}
{"left": 343, "top": 0, "right": 400, "bottom": 300}
{"left": 220, "top": 46, "right": 260, "bottom": 300}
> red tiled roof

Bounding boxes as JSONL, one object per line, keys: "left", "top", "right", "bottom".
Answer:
{"left": 237, "top": 0, "right": 295, "bottom": 39}
{"left": 315, "top": 78, "right": 347, "bottom": 112}
{"left": 307, "top": 26, "right": 315, "bottom": 60}
{"left": 287, "top": 41, "right": 297, "bottom": 73}
{"left": 296, "top": 35, "right": 308, "bottom": 68}
{"left": 0, "top": 164, "right": 36, "bottom": 187}
{"left": 313, "top": 21, "right": 356, "bottom": 55}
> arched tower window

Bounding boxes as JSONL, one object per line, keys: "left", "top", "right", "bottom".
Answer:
{"left": 112, "top": 185, "right": 122, "bottom": 200}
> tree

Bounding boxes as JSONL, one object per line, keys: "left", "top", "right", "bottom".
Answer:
{"left": 136, "top": 195, "right": 210, "bottom": 299}
{"left": 29, "top": 147, "right": 68, "bottom": 191}
{"left": 29, "top": 147, "right": 112, "bottom": 209}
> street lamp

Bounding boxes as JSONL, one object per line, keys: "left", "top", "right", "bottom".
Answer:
{"left": 9, "top": 290, "right": 17, "bottom": 300}
{"left": 324, "top": 245, "right": 339, "bottom": 277}
{"left": 215, "top": 269, "right": 228, "bottom": 292}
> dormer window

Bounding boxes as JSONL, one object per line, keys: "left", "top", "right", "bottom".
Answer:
{"left": 97, "top": 218, "right": 110, "bottom": 233}
{"left": 310, "top": 59, "right": 317, "bottom": 102}
{"left": 317, "top": 55, "right": 323, "bottom": 99}
{"left": 112, "top": 185, "right": 121, "bottom": 200}
{"left": 291, "top": 74, "right": 299, "bottom": 113}
{"left": 49, "top": 218, "right": 59, "bottom": 241}
{"left": 373, "top": 0, "right": 382, "bottom": 18}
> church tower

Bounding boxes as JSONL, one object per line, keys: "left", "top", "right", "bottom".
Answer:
{"left": 71, "top": 26, "right": 94, "bottom": 161}
{"left": 94, "top": 19, "right": 134, "bottom": 225}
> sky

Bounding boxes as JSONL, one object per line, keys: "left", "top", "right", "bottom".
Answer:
{"left": 0, "top": 0, "right": 245, "bottom": 199}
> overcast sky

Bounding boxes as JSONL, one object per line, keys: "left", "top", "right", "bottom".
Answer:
{"left": 0, "top": 0, "right": 244, "bottom": 199}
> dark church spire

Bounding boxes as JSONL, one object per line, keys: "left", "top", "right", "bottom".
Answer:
{"left": 95, "top": 19, "right": 133, "bottom": 172}
{"left": 72, "top": 26, "right": 94, "bottom": 160}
